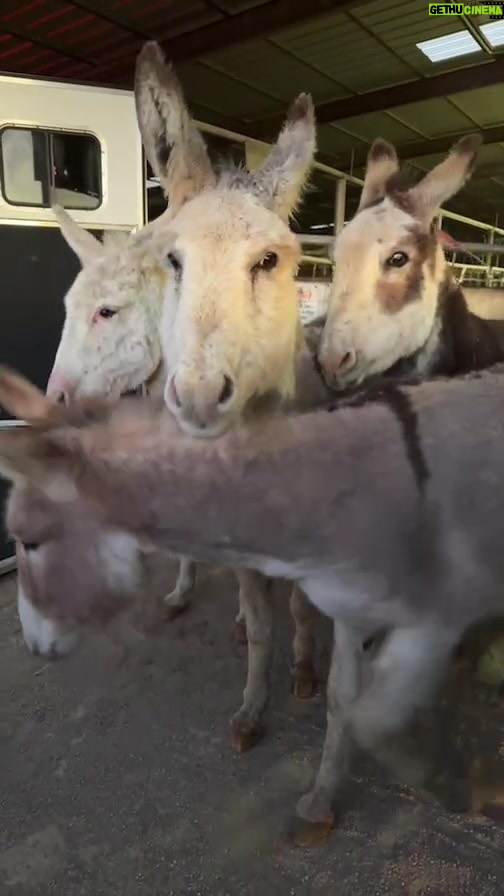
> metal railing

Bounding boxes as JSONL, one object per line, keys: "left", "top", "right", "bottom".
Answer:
{"left": 194, "top": 118, "right": 504, "bottom": 244}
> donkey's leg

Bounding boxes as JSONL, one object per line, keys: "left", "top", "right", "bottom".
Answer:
{"left": 233, "top": 584, "right": 248, "bottom": 645}
{"left": 289, "top": 584, "right": 319, "bottom": 699}
{"left": 163, "top": 556, "right": 197, "bottom": 620}
{"left": 290, "top": 621, "right": 363, "bottom": 846}
{"left": 230, "top": 569, "right": 273, "bottom": 753}
{"left": 350, "top": 622, "right": 460, "bottom": 786}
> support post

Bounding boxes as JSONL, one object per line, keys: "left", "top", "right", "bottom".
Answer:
{"left": 486, "top": 228, "right": 495, "bottom": 286}
{"left": 334, "top": 178, "right": 346, "bottom": 235}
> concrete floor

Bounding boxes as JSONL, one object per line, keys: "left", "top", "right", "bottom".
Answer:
{"left": 2, "top": 556, "right": 504, "bottom": 896}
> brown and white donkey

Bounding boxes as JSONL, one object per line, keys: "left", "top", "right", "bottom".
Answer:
{"left": 317, "top": 133, "right": 504, "bottom": 390}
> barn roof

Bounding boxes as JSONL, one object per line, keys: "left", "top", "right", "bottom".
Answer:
{"left": 2, "top": 0, "right": 504, "bottom": 230}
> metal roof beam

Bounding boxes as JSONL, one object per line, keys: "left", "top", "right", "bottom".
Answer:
{"left": 254, "top": 55, "right": 504, "bottom": 135}
{"left": 341, "top": 125, "right": 504, "bottom": 170}
{"left": 93, "top": 0, "right": 366, "bottom": 82}
{"left": 469, "top": 160, "right": 504, "bottom": 180}
{"left": 0, "top": 28, "right": 95, "bottom": 68}
{"left": 60, "top": 0, "right": 153, "bottom": 41}
{"left": 165, "top": 0, "right": 364, "bottom": 63}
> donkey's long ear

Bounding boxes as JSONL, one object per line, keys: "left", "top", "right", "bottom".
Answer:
{"left": 357, "top": 139, "right": 399, "bottom": 213}
{"left": 0, "top": 429, "right": 50, "bottom": 484}
{"left": 0, "top": 366, "right": 116, "bottom": 431}
{"left": 52, "top": 205, "right": 104, "bottom": 267}
{"left": 134, "top": 42, "right": 216, "bottom": 212}
{"left": 0, "top": 367, "right": 58, "bottom": 424}
{"left": 408, "top": 135, "right": 482, "bottom": 222}
{"left": 0, "top": 429, "right": 75, "bottom": 501}
{"left": 250, "top": 94, "right": 316, "bottom": 222}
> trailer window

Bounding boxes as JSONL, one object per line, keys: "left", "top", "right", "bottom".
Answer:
{"left": 0, "top": 127, "right": 102, "bottom": 210}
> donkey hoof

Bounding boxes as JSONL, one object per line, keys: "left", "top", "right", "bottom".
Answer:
{"left": 233, "top": 618, "right": 248, "bottom": 645}
{"left": 163, "top": 602, "right": 190, "bottom": 622}
{"left": 291, "top": 677, "right": 317, "bottom": 700}
{"left": 229, "top": 720, "right": 264, "bottom": 753}
{"left": 287, "top": 813, "right": 335, "bottom": 847}
{"left": 290, "top": 663, "right": 318, "bottom": 700}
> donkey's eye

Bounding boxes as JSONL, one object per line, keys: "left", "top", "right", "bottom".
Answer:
{"left": 167, "top": 252, "right": 182, "bottom": 274}
{"left": 257, "top": 252, "right": 278, "bottom": 273}
{"left": 385, "top": 251, "right": 409, "bottom": 269}
{"left": 98, "top": 306, "right": 118, "bottom": 319}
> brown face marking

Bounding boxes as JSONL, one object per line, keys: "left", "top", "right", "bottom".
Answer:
{"left": 377, "top": 225, "right": 438, "bottom": 315}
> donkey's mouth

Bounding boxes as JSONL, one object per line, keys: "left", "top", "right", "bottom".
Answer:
{"left": 121, "top": 384, "right": 145, "bottom": 399}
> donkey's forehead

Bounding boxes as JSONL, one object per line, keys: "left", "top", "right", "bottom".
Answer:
{"left": 170, "top": 189, "right": 295, "bottom": 245}
{"left": 340, "top": 196, "right": 416, "bottom": 251}
{"left": 65, "top": 253, "right": 145, "bottom": 309}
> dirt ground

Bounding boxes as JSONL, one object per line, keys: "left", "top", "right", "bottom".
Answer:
{"left": 2, "top": 557, "right": 504, "bottom": 896}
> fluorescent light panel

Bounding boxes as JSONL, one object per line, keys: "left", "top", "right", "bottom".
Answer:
{"left": 416, "top": 30, "right": 481, "bottom": 62}
{"left": 480, "top": 20, "right": 504, "bottom": 47}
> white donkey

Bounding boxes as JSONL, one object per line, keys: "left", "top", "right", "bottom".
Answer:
{"left": 17, "top": 217, "right": 199, "bottom": 659}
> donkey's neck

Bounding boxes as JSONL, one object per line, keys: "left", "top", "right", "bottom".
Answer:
{"left": 389, "top": 274, "right": 504, "bottom": 381}
{"left": 243, "top": 319, "right": 330, "bottom": 420}
{"left": 145, "top": 357, "right": 167, "bottom": 399}
{"left": 71, "top": 367, "right": 504, "bottom": 592}
{"left": 74, "top": 394, "right": 397, "bottom": 575}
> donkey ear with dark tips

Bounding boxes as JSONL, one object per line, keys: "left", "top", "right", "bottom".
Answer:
{"left": 0, "top": 428, "right": 58, "bottom": 487}
{"left": 408, "top": 133, "right": 482, "bottom": 222}
{"left": 357, "top": 138, "right": 399, "bottom": 212}
{"left": 249, "top": 92, "right": 316, "bottom": 222}
{"left": 0, "top": 366, "right": 57, "bottom": 423}
{"left": 134, "top": 40, "right": 216, "bottom": 210}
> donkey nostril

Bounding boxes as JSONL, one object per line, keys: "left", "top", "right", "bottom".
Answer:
{"left": 56, "top": 391, "right": 67, "bottom": 406}
{"left": 169, "top": 376, "right": 181, "bottom": 408}
{"left": 218, "top": 375, "right": 234, "bottom": 406}
{"left": 337, "top": 350, "right": 356, "bottom": 374}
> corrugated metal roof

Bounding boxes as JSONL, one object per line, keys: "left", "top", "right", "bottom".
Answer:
{"left": 1, "top": 0, "right": 504, "bottom": 223}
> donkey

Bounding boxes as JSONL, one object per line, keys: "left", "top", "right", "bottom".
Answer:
{"left": 35, "top": 207, "right": 318, "bottom": 658}
{"left": 17, "top": 213, "right": 198, "bottom": 660}
{"left": 317, "top": 133, "right": 504, "bottom": 389}
{"left": 132, "top": 42, "right": 330, "bottom": 749}
{"left": 3, "top": 365, "right": 504, "bottom": 844}
{"left": 316, "top": 134, "right": 504, "bottom": 674}
{"left": 17, "top": 45, "right": 325, "bottom": 737}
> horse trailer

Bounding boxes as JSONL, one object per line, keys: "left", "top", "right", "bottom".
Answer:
{"left": 0, "top": 72, "right": 144, "bottom": 571}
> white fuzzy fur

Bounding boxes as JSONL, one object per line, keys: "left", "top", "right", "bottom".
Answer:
{"left": 17, "top": 585, "right": 79, "bottom": 658}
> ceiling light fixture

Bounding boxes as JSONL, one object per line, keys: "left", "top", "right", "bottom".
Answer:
{"left": 416, "top": 30, "right": 481, "bottom": 62}
{"left": 480, "top": 20, "right": 504, "bottom": 47}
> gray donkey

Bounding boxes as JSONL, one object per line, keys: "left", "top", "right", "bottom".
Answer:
{"left": 1, "top": 364, "right": 504, "bottom": 844}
